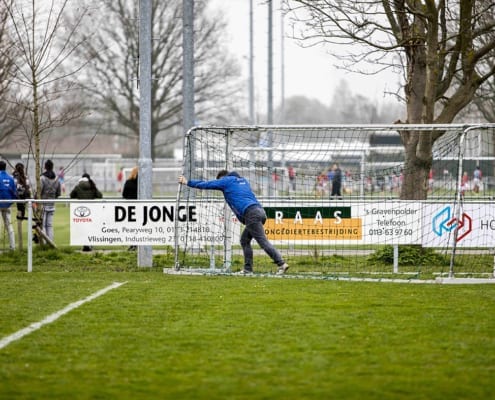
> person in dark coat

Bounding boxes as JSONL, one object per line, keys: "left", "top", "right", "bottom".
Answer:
{"left": 13, "top": 162, "right": 31, "bottom": 221}
{"left": 122, "top": 167, "right": 138, "bottom": 200}
{"left": 122, "top": 167, "right": 138, "bottom": 250}
{"left": 70, "top": 173, "right": 102, "bottom": 251}
{"left": 330, "top": 163, "right": 342, "bottom": 199}
{"left": 70, "top": 173, "right": 103, "bottom": 200}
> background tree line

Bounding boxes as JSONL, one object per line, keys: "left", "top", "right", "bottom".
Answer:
{"left": 277, "top": 80, "right": 404, "bottom": 124}
{"left": 284, "top": 0, "right": 495, "bottom": 199}
{"left": 0, "top": 0, "right": 243, "bottom": 184}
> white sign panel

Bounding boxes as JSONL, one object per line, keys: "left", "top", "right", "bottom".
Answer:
{"left": 70, "top": 202, "right": 241, "bottom": 246}
{"left": 71, "top": 201, "right": 495, "bottom": 248}
{"left": 422, "top": 203, "right": 495, "bottom": 248}
{"left": 261, "top": 201, "right": 422, "bottom": 245}
{"left": 361, "top": 202, "right": 422, "bottom": 244}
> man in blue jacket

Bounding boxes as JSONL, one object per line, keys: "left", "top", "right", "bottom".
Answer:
{"left": 179, "top": 170, "right": 289, "bottom": 275}
{"left": 0, "top": 160, "right": 17, "bottom": 250}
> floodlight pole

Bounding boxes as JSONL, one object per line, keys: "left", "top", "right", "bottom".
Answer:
{"left": 183, "top": 0, "right": 195, "bottom": 179}
{"left": 280, "top": 3, "right": 285, "bottom": 123}
{"left": 183, "top": 0, "right": 195, "bottom": 134}
{"left": 249, "top": 0, "right": 255, "bottom": 125}
{"left": 267, "top": 0, "right": 273, "bottom": 196}
{"left": 138, "top": 0, "right": 153, "bottom": 267}
{"left": 267, "top": 0, "right": 273, "bottom": 127}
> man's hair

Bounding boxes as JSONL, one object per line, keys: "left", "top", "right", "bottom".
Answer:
{"left": 0, "top": 161, "right": 6, "bottom": 171}
{"left": 216, "top": 170, "right": 228, "bottom": 179}
{"left": 44, "top": 159, "right": 54, "bottom": 171}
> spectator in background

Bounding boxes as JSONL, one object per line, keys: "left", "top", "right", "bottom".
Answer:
{"left": 330, "top": 163, "right": 342, "bottom": 199}
{"left": 13, "top": 162, "right": 31, "bottom": 221}
{"left": 0, "top": 160, "right": 17, "bottom": 250}
{"left": 117, "top": 166, "right": 124, "bottom": 193}
{"left": 473, "top": 166, "right": 482, "bottom": 193}
{"left": 428, "top": 169, "right": 434, "bottom": 191}
{"left": 365, "top": 175, "right": 373, "bottom": 193}
{"left": 13, "top": 163, "right": 31, "bottom": 250}
{"left": 57, "top": 166, "right": 66, "bottom": 195}
{"left": 287, "top": 164, "right": 296, "bottom": 192}
{"left": 122, "top": 166, "right": 138, "bottom": 250}
{"left": 315, "top": 171, "right": 328, "bottom": 197}
{"left": 70, "top": 173, "right": 103, "bottom": 200}
{"left": 40, "top": 159, "right": 61, "bottom": 242}
{"left": 326, "top": 166, "right": 335, "bottom": 194}
{"left": 71, "top": 173, "right": 103, "bottom": 251}
{"left": 122, "top": 166, "right": 138, "bottom": 200}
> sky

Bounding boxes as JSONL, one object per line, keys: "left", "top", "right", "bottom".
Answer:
{"left": 208, "top": 0, "right": 402, "bottom": 111}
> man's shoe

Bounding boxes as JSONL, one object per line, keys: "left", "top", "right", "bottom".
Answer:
{"left": 236, "top": 269, "right": 253, "bottom": 275}
{"left": 277, "top": 263, "right": 289, "bottom": 275}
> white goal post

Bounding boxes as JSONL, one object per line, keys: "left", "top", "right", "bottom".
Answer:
{"left": 173, "top": 124, "right": 495, "bottom": 280}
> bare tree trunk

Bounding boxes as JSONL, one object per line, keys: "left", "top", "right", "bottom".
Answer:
{"left": 400, "top": 143, "right": 431, "bottom": 200}
{"left": 400, "top": 126, "right": 434, "bottom": 200}
{"left": 32, "top": 80, "right": 41, "bottom": 196}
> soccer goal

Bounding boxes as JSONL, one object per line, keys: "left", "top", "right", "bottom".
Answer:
{"left": 172, "top": 124, "right": 495, "bottom": 282}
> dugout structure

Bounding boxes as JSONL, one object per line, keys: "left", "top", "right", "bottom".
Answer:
{"left": 173, "top": 124, "right": 495, "bottom": 281}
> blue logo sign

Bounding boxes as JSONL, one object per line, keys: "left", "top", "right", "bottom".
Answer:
{"left": 432, "top": 206, "right": 472, "bottom": 242}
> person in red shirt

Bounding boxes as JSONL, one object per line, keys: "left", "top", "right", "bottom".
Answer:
{"left": 287, "top": 165, "right": 296, "bottom": 191}
{"left": 116, "top": 167, "right": 124, "bottom": 192}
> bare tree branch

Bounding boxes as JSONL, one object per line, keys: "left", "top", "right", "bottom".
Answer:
{"left": 286, "top": 0, "right": 495, "bottom": 199}
{"left": 74, "top": 0, "right": 242, "bottom": 159}
{"left": 4, "top": 0, "right": 94, "bottom": 197}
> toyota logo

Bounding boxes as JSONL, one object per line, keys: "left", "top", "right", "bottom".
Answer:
{"left": 74, "top": 206, "right": 91, "bottom": 218}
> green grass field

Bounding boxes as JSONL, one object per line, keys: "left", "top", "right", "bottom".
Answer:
{"left": 1, "top": 269, "right": 495, "bottom": 399}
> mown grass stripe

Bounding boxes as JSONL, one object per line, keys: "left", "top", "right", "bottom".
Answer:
{"left": 0, "top": 281, "right": 127, "bottom": 350}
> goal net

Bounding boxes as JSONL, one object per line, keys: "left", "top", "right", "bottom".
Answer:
{"left": 172, "top": 124, "right": 495, "bottom": 281}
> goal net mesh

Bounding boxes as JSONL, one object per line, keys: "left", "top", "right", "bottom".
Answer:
{"left": 174, "top": 124, "right": 495, "bottom": 280}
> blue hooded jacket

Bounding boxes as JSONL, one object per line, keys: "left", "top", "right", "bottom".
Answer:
{"left": 0, "top": 170, "right": 17, "bottom": 208}
{"left": 187, "top": 171, "right": 261, "bottom": 224}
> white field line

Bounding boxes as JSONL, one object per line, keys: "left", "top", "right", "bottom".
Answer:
{"left": 0, "top": 281, "right": 127, "bottom": 351}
